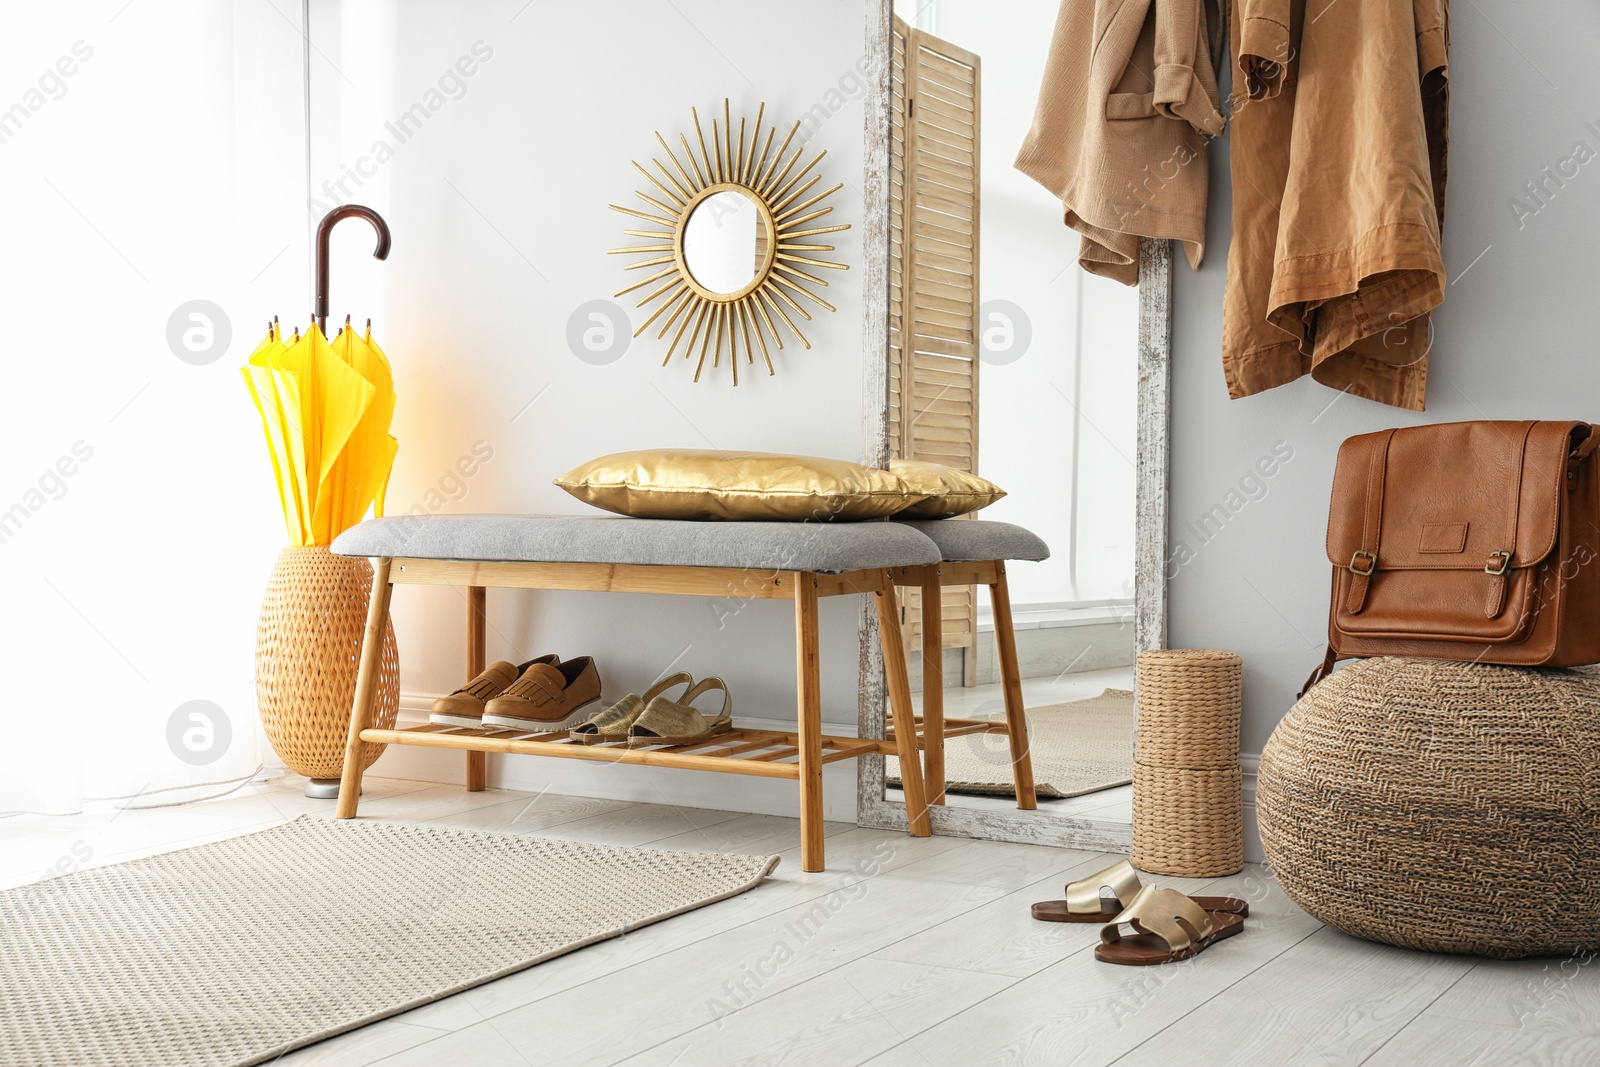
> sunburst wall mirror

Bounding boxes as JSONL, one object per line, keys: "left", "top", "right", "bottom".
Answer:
{"left": 608, "top": 100, "right": 850, "bottom": 385}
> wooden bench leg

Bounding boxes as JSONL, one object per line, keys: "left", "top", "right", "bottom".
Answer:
{"left": 466, "top": 585, "right": 488, "bottom": 792}
{"left": 338, "top": 558, "right": 395, "bottom": 818}
{"left": 794, "top": 574, "right": 826, "bottom": 872}
{"left": 920, "top": 566, "right": 946, "bottom": 806}
{"left": 876, "top": 581, "right": 932, "bottom": 837}
{"left": 989, "top": 564, "right": 1037, "bottom": 810}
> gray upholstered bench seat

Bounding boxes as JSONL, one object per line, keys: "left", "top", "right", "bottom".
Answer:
{"left": 332, "top": 514, "right": 941, "bottom": 574}
{"left": 894, "top": 519, "right": 1050, "bottom": 562}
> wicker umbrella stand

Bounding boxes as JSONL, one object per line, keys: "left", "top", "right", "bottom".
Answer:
{"left": 256, "top": 546, "right": 399, "bottom": 797}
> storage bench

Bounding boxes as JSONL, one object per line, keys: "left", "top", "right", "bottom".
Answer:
{"left": 331, "top": 515, "right": 944, "bottom": 871}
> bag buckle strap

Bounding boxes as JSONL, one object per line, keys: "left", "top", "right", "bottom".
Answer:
{"left": 1345, "top": 551, "right": 1378, "bottom": 614}
{"left": 1484, "top": 550, "right": 1513, "bottom": 618}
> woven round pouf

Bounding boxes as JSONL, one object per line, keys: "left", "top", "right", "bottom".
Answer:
{"left": 1259, "top": 657, "right": 1600, "bottom": 959}
{"left": 255, "top": 546, "right": 399, "bottom": 788}
{"left": 1131, "top": 649, "right": 1244, "bottom": 877}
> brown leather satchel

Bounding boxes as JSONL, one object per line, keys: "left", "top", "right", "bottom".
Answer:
{"left": 1304, "top": 420, "right": 1600, "bottom": 693}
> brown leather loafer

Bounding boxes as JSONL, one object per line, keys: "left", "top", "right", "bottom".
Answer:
{"left": 430, "top": 655, "right": 558, "bottom": 729}
{"left": 481, "top": 656, "right": 602, "bottom": 731}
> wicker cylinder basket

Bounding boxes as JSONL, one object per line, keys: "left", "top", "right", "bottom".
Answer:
{"left": 1131, "top": 649, "right": 1244, "bottom": 877}
{"left": 1258, "top": 657, "right": 1600, "bottom": 959}
{"left": 255, "top": 546, "right": 399, "bottom": 783}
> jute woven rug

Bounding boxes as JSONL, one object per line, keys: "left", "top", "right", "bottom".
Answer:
{"left": 889, "top": 688, "right": 1135, "bottom": 799}
{"left": 0, "top": 816, "right": 778, "bottom": 1067}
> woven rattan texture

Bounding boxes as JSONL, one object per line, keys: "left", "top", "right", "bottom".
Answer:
{"left": 1131, "top": 649, "right": 1244, "bottom": 876}
{"left": 0, "top": 818, "right": 779, "bottom": 1066}
{"left": 1259, "top": 657, "right": 1600, "bottom": 959}
{"left": 255, "top": 546, "right": 399, "bottom": 778}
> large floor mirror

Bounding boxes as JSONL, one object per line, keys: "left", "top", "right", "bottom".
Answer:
{"left": 857, "top": 0, "right": 1171, "bottom": 850}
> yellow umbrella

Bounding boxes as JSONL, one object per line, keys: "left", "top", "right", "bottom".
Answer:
{"left": 241, "top": 207, "right": 397, "bottom": 546}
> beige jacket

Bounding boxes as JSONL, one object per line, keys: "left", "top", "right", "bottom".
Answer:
{"left": 1016, "top": 0, "right": 1226, "bottom": 285}
{"left": 1222, "top": 0, "right": 1451, "bottom": 410}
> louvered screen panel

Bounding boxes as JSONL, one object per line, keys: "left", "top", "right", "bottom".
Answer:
{"left": 889, "top": 22, "right": 981, "bottom": 665}
{"left": 888, "top": 17, "right": 909, "bottom": 455}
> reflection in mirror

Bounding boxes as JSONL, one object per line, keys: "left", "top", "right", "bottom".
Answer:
{"left": 883, "top": 0, "right": 1138, "bottom": 832}
{"left": 681, "top": 189, "right": 767, "bottom": 295}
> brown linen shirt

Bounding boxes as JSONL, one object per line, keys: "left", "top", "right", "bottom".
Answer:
{"left": 1016, "top": 0, "right": 1226, "bottom": 285}
{"left": 1223, "top": 0, "right": 1451, "bottom": 410}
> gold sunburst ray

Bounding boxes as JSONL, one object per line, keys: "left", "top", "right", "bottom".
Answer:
{"left": 777, "top": 183, "right": 844, "bottom": 222}
{"left": 620, "top": 254, "right": 677, "bottom": 270}
{"left": 771, "top": 152, "right": 827, "bottom": 204}
{"left": 773, "top": 262, "right": 831, "bottom": 289}
{"left": 654, "top": 133, "right": 697, "bottom": 196}
{"left": 631, "top": 191, "right": 681, "bottom": 217}
{"left": 751, "top": 290, "right": 784, "bottom": 351}
{"left": 758, "top": 288, "right": 810, "bottom": 350}
{"left": 742, "top": 103, "right": 765, "bottom": 184}
{"left": 615, "top": 265, "right": 678, "bottom": 297}
{"left": 669, "top": 300, "right": 710, "bottom": 366}
{"left": 772, "top": 175, "right": 824, "bottom": 217}
{"left": 778, "top": 253, "right": 848, "bottom": 272}
{"left": 770, "top": 271, "right": 836, "bottom": 313}
{"left": 779, "top": 209, "right": 836, "bottom": 234}
{"left": 633, "top": 160, "right": 686, "bottom": 207}
{"left": 690, "top": 109, "right": 714, "bottom": 186}
{"left": 635, "top": 284, "right": 691, "bottom": 336}
{"left": 782, "top": 224, "right": 851, "bottom": 239}
{"left": 608, "top": 100, "right": 849, "bottom": 383}
{"left": 657, "top": 290, "right": 699, "bottom": 340}
{"left": 634, "top": 276, "right": 685, "bottom": 309}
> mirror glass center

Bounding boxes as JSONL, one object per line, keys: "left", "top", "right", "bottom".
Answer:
{"left": 682, "top": 189, "right": 765, "bottom": 294}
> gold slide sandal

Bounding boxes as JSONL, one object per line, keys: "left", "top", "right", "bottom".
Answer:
{"left": 571, "top": 672, "right": 693, "bottom": 744}
{"left": 628, "top": 677, "right": 733, "bottom": 746}
{"left": 1031, "top": 860, "right": 1249, "bottom": 923}
{"left": 1095, "top": 885, "right": 1246, "bottom": 966}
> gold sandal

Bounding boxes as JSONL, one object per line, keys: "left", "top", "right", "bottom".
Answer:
{"left": 627, "top": 677, "right": 733, "bottom": 746}
{"left": 571, "top": 672, "right": 692, "bottom": 744}
{"left": 1031, "top": 859, "right": 1249, "bottom": 923}
{"left": 1094, "top": 885, "right": 1246, "bottom": 966}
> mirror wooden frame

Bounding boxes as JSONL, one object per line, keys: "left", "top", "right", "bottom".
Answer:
{"left": 853, "top": 0, "right": 1171, "bottom": 851}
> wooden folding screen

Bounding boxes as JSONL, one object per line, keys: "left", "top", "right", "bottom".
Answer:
{"left": 889, "top": 16, "right": 982, "bottom": 679}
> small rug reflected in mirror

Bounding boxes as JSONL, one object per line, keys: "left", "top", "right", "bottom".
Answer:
{"left": 889, "top": 687, "right": 1135, "bottom": 799}
{"left": 0, "top": 816, "right": 778, "bottom": 1067}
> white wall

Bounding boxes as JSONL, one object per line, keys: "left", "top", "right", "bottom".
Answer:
{"left": 307, "top": 1, "right": 878, "bottom": 809}
{"left": 1169, "top": 9, "right": 1600, "bottom": 766}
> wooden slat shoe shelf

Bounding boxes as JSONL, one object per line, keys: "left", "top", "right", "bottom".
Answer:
{"left": 333, "top": 554, "right": 935, "bottom": 873}
{"left": 361, "top": 723, "right": 885, "bottom": 779}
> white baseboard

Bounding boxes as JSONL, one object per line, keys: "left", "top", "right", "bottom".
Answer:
{"left": 376, "top": 692, "right": 1267, "bottom": 862}
{"left": 1240, "top": 751, "right": 1263, "bottom": 864}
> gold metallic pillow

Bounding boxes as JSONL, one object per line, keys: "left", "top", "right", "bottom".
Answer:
{"left": 554, "top": 449, "right": 928, "bottom": 522}
{"left": 890, "top": 459, "right": 1007, "bottom": 519}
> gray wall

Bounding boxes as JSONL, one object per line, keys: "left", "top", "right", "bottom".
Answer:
{"left": 1169, "top": 7, "right": 1600, "bottom": 757}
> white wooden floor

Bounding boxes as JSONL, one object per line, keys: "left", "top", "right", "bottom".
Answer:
{"left": 2, "top": 775, "right": 1592, "bottom": 1066}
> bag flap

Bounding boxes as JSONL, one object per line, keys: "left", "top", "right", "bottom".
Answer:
{"left": 1326, "top": 421, "right": 1583, "bottom": 572}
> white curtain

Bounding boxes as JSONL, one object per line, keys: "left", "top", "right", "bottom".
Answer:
{"left": 0, "top": 2, "right": 310, "bottom": 814}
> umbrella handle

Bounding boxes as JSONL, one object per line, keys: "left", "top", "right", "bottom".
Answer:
{"left": 315, "top": 205, "right": 391, "bottom": 334}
